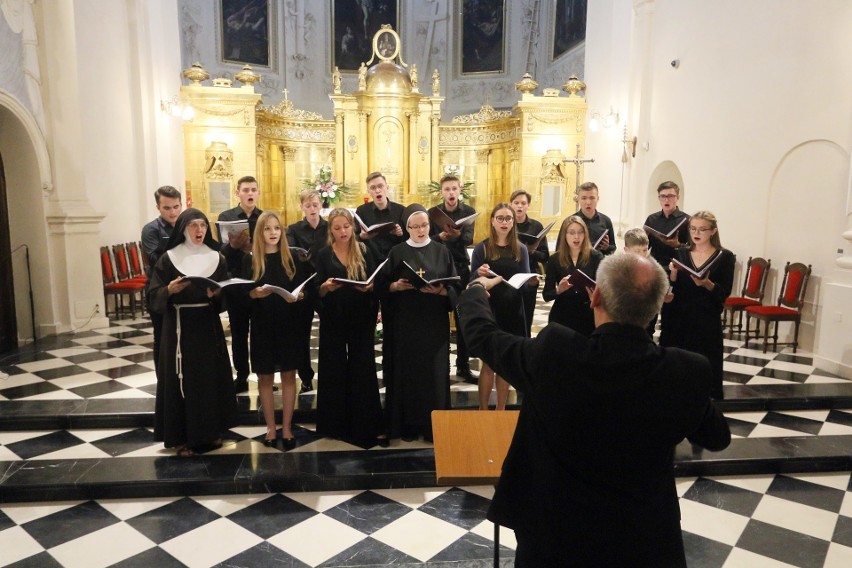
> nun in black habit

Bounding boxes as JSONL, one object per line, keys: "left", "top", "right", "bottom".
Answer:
{"left": 379, "top": 204, "right": 460, "bottom": 440}
{"left": 148, "top": 208, "right": 238, "bottom": 456}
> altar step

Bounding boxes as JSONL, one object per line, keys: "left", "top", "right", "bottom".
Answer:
{"left": 2, "top": 381, "right": 852, "bottom": 431}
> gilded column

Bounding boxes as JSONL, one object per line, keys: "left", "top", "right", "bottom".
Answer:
{"left": 280, "top": 146, "right": 299, "bottom": 223}
{"left": 358, "top": 111, "right": 370, "bottom": 190}
{"left": 334, "top": 111, "right": 345, "bottom": 183}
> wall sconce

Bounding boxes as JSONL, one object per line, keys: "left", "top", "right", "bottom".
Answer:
{"left": 622, "top": 126, "right": 637, "bottom": 162}
{"left": 160, "top": 96, "right": 194, "bottom": 121}
{"left": 588, "top": 107, "right": 619, "bottom": 132}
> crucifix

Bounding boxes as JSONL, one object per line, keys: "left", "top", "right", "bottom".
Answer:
{"left": 415, "top": 267, "right": 426, "bottom": 279}
{"left": 562, "top": 143, "right": 595, "bottom": 190}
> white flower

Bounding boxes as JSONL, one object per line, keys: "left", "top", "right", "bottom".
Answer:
{"left": 315, "top": 184, "right": 322, "bottom": 191}
{"left": 321, "top": 191, "right": 328, "bottom": 197}
{"left": 328, "top": 190, "right": 336, "bottom": 198}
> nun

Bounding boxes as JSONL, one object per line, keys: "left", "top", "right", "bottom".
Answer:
{"left": 148, "top": 208, "right": 238, "bottom": 456}
{"left": 379, "top": 204, "right": 460, "bottom": 441}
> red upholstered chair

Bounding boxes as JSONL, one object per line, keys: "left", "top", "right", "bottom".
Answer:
{"left": 722, "top": 257, "right": 770, "bottom": 338}
{"left": 125, "top": 242, "right": 147, "bottom": 283}
{"left": 744, "top": 262, "right": 811, "bottom": 353}
{"left": 101, "top": 246, "right": 146, "bottom": 318}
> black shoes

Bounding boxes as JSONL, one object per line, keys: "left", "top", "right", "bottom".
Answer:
{"left": 282, "top": 437, "right": 296, "bottom": 451}
{"left": 456, "top": 367, "right": 476, "bottom": 383}
{"left": 300, "top": 381, "right": 313, "bottom": 394}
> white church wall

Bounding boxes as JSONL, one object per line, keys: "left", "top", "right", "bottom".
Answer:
{"left": 616, "top": 0, "right": 852, "bottom": 367}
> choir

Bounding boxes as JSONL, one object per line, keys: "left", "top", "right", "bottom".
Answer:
{"left": 143, "top": 176, "right": 733, "bottom": 454}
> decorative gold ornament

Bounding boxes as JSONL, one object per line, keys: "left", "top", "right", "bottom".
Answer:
{"left": 451, "top": 104, "right": 513, "bottom": 124}
{"left": 183, "top": 62, "right": 209, "bottom": 85}
{"left": 515, "top": 73, "right": 539, "bottom": 94}
{"left": 235, "top": 64, "right": 261, "bottom": 86}
{"left": 212, "top": 77, "right": 232, "bottom": 88}
{"left": 562, "top": 74, "right": 586, "bottom": 97}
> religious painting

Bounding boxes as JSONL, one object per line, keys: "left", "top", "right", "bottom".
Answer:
{"left": 460, "top": 0, "right": 506, "bottom": 75}
{"left": 219, "top": 0, "right": 273, "bottom": 67}
{"left": 551, "top": 0, "right": 587, "bottom": 60}
{"left": 333, "top": 0, "right": 400, "bottom": 72}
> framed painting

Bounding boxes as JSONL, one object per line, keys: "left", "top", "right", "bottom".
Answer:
{"left": 551, "top": 0, "right": 587, "bottom": 61}
{"left": 332, "top": 0, "right": 399, "bottom": 72}
{"left": 460, "top": 0, "right": 506, "bottom": 75}
{"left": 219, "top": 0, "right": 273, "bottom": 67}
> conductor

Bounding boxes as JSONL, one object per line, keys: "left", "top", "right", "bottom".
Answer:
{"left": 458, "top": 252, "right": 731, "bottom": 567}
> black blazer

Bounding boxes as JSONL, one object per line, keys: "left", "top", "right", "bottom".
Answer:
{"left": 457, "top": 287, "right": 731, "bottom": 567}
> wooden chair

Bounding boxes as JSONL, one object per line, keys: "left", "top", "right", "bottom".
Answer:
{"left": 100, "top": 246, "right": 146, "bottom": 318}
{"left": 124, "top": 242, "right": 147, "bottom": 284}
{"left": 744, "top": 262, "right": 811, "bottom": 353}
{"left": 722, "top": 256, "right": 770, "bottom": 338}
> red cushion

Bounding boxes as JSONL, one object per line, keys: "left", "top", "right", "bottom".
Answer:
{"left": 105, "top": 282, "right": 144, "bottom": 291}
{"left": 783, "top": 270, "right": 803, "bottom": 305}
{"left": 745, "top": 264, "right": 764, "bottom": 296}
{"left": 725, "top": 297, "right": 761, "bottom": 308}
{"left": 746, "top": 305, "right": 799, "bottom": 318}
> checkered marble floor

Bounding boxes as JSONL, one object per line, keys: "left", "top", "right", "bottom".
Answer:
{"left": 2, "top": 291, "right": 852, "bottom": 566}
{"left": 2, "top": 475, "right": 852, "bottom": 567}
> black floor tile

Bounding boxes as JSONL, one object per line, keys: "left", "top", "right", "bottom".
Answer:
{"left": 69, "top": 380, "right": 133, "bottom": 399}
{"left": 1, "top": 352, "right": 56, "bottom": 365}
{"left": 832, "top": 514, "right": 852, "bottom": 548}
{"left": 761, "top": 411, "right": 823, "bottom": 435}
{"left": 0, "top": 509, "right": 15, "bottom": 532}
{"left": 226, "top": 493, "right": 318, "bottom": 539}
{"left": 725, "top": 354, "right": 772, "bottom": 367}
{"left": 110, "top": 330, "right": 151, "bottom": 339}
{"left": 98, "top": 364, "right": 153, "bottom": 379}
{"left": 736, "top": 518, "right": 829, "bottom": 568}
{"left": 419, "top": 487, "right": 491, "bottom": 531}
{"left": 682, "top": 531, "right": 732, "bottom": 568}
{"left": 774, "top": 354, "right": 814, "bottom": 365}
{"left": 21, "top": 501, "right": 119, "bottom": 549}
{"left": 6, "top": 551, "right": 64, "bottom": 567}
{"left": 766, "top": 475, "right": 846, "bottom": 513}
{"left": 827, "top": 409, "right": 852, "bottom": 428}
{"left": 722, "top": 370, "right": 753, "bottom": 385}
{"left": 125, "top": 497, "right": 221, "bottom": 544}
{"left": 79, "top": 340, "right": 135, "bottom": 349}
{"left": 218, "top": 543, "right": 311, "bottom": 568}
{"left": 726, "top": 417, "right": 758, "bottom": 438}
{"left": 318, "top": 537, "right": 418, "bottom": 567}
{"left": 121, "top": 352, "right": 155, "bottom": 363}
{"left": 757, "top": 367, "right": 810, "bottom": 383}
{"left": 61, "top": 351, "right": 114, "bottom": 364}
{"left": 682, "top": 478, "right": 763, "bottom": 517}
{"left": 6, "top": 430, "right": 86, "bottom": 460}
{"left": 0, "top": 380, "right": 59, "bottom": 401}
{"left": 111, "top": 546, "right": 185, "bottom": 568}
{"left": 429, "top": 531, "right": 512, "bottom": 563}
{"left": 324, "top": 491, "right": 411, "bottom": 535}
{"left": 33, "top": 365, "right": 91, "bottom": 381}
{"left": 90, "top": 428, "right": 157, "bottom": 457}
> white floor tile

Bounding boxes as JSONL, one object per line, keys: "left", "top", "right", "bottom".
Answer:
{"left": 824, "top": 543, "right": 852, "bottom": 568}
{"left": 192, "top": 493, "right": 272, "bottom": 516}
{"left": 114, "top": 372, "right": 158, "bottom": 388}
{"left": 373, "top": 487, "right": 452, "bottom": 509}
{"left": 19, "top": 390, "right": 84, "bottom": 401}
{"left": 267, "top": 513, "right": 366, "bottom": 566}
{"left": 751, "top": 494, "right": 838, "bottom": 541}
{"left": 0, "top": 373, "right": 44, "bottom": 389}
{"left": 723, "top": 547, "right": 797, "bottom": 567}
{"left": 69, "top": 428, "right": 134, "bottom": 443}
{"left": 31, "top": 444, "right": 112, "bottom": 461}
{"left": 15, "top": 358, "right": 72, "bottom": 372}
{"left": 44, "top": 347, "right": 98, "bottom": 358}
{"left": 763, "top": 360, "right": 815, "bottom": 374}
{"left": 98, "top": 496, "right": 181, "bottom": 520}
{"left": 679, "top": 499, "right": 750, "bottom": 546}
{"left": 724, "top": 362, "right": 765, "bottom": 376}
{"left": 371, "top": 509, "right": 468, "bottom": 562}
{"left": 0, "top": 501, "right": 83, "bottom": 525}
{"left": 775, "top": 409, "right": 829, "bottom": 422}
{"left": 784, "top": 471, "right": 851, "bottom": 492}
{"left": 50, "top": 372, "right": 115, "bottom": 390}
{"left": 160, "top": 517, "right": 263, "bottom": 568}
{"left": 71, "top": 335, "right": 120, "bottom": 346}
{"left": 283, "top": 490, "right": 363, "bottom": 513}
{"left": 748, "top": 424, "right": 812, "bottom": 438}
{"left": 0, "top": 526, "right": 46, "bottom": 567}
{"left": 78, "top": 358, "right": 135, "bottom": 372}
{"left": 92, "top": 388, "right": 155, "bottom": 400}
{"left": 708, "top": 475, "right": 775, "bottom": 495}
{"left": 806, "top": 374, "right": 850, "bottom": 384}
{"left": 48, "top": 521, "right": 155, "bottom": 568}
{"left": 469, "top": 519, "right": 516, "bottom": 549}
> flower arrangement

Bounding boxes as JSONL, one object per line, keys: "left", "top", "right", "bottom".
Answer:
{"left": 429, "top": 164, "right": 474, "bottom": 202}
{"left": 306, "top": 165, "right": 350, "bottom": 207}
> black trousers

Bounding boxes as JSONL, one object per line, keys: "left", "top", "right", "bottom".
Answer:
{"left": 226, "top": 303, "right": 251, "bottom": 378}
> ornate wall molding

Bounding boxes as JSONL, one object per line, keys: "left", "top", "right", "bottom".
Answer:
{"left": 258, "top": 98, "right": 323, "bottom": 121}
{"left": 451, "top": 104, "right": 513, "bottom": 124}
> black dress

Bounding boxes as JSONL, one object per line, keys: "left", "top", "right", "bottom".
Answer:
{"left": 470, "top": 241, "right": 530, "bottom": 337}
{"left": 380, "top": 241, "right": 458, "bottom": 438}
{"left": 148, "top": 254, "right": 238, "bottom": 449}
{"left": 242, "top": 253, "right": 314, "bottom": 374}
{"left": 314, "top": 246, "right": 383, "bottom": 444}
{"left": 659, "top": 248, "right": 735, "bottom": 399}
{"left": 542, "top": 250, "right": 604, "bottom": 337}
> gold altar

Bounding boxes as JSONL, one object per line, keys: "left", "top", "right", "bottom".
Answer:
{"left": 179, "top": 27, "right": 588, "bottom": 240}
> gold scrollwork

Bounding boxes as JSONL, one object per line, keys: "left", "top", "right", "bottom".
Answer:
{"left": 451, "top": 104, "right": 513, "bottom": 124}
{"left": 258, "top": 99, "right": 324, "bottom": 121}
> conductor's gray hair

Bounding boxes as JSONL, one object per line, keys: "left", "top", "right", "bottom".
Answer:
{"left": 597, "top": 252, "right": 669, "bottom": 328}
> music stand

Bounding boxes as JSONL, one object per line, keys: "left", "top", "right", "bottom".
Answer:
{"left": 432, "top": 409, "right": 519, "bottom": 567}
